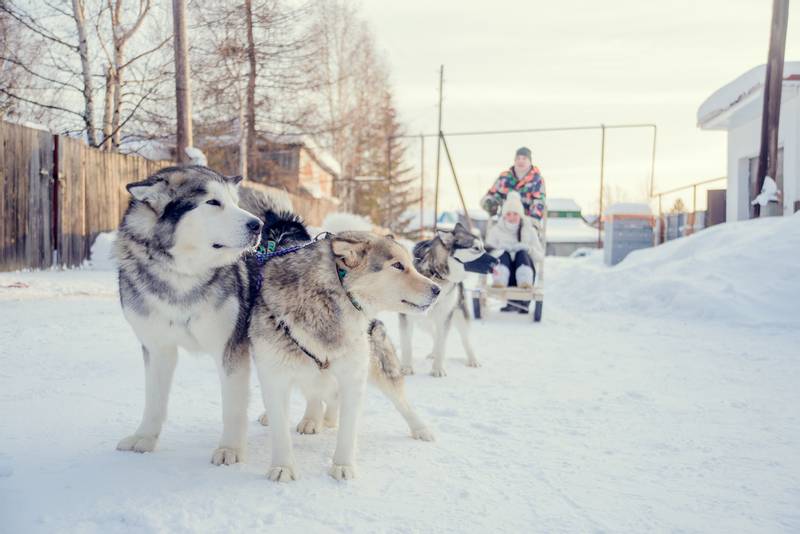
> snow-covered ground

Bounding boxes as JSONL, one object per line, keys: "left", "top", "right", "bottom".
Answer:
{"left": 1, "top": 216, "right": 798, "bottom": 533}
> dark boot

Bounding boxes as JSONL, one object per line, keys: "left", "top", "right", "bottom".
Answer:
{"left": 500, "top": 303, "right": 516, "bottom": 312}
{"left": 515, "top": 300, "right": 530, "bottom": 314}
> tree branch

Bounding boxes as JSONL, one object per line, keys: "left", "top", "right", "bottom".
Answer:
{"left": 96, "top": 83, "right": 158, "bottom": 148}
{"left": 0, "top": 4, "right": 78, "bottom": 51}
{"left": 0, "top": 88, "right": 85, "bottom": 117}
{"left": 118, "top": 34, "right": 172, "bottom": 71}
{"left": 0, "top": 55, "right": 83, "bottom": 92}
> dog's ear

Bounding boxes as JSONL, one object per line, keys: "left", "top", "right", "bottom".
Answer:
{"left": 436, "top": 229, "right": 455, "bottom": 247}
{"left": 332, "top": 237, "right": 369, "bottom": 269}
{"left": 225, "top": 175, "right": 243, "bottom": 186}
{"left": 126, "top": 176, "right": 172, "bottom": 213}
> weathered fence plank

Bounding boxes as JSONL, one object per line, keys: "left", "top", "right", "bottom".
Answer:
{"left": 0, "top": 123, "right": 55, "bottom": 270}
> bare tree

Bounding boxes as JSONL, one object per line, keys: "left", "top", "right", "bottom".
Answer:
{"left": 192, "top": 0, "right": 318, "bottom": 179}
{"left": 307, "top": 0, "right": 391, "bottom": 210}
{"left": 72, "top": 0, "right": 97, "bottom": 145}
{"left": 2, "top": 1, "right": 171, "bottom": 148}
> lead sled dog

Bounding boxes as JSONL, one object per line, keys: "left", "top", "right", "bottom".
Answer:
{"left": 240, "top": 202, "right": 436, "bottom": 446}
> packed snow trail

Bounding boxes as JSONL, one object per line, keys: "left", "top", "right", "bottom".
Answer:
{"left": 0, "top": 216, "right": 798, "bottom": 533}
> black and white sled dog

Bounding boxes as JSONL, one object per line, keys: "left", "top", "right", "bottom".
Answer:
{"left": 399, "top": 222, "right": 498, "bottom": 377}
{"left": 115, "top": 166, "right": 265, "bottom": 465}
{"left": 115, "top": 166, "right": 438, "bottom": 481}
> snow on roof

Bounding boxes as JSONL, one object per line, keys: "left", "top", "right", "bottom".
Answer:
{"left": 547, "top": 217, "right": 599, "bottom": 243}
{"left": 604, "top": 203, "right": 652, "bottom": 216}
{"left": 547, "top": 198, "right": 582, "bottom": 212}
{"left": 698, "top": 62, "right": 800, "bottom": 129}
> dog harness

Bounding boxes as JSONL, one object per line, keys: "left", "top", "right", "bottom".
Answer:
{"left": 254, "top": 232, "right": 364, "bottom": 371}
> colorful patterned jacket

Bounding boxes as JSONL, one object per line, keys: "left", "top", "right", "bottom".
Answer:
{"left": 481, "top": 166, "right": 546, "bottom": 220}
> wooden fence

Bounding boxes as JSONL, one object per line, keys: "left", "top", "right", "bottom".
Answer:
{"left": 1, "top": 121, "right": 341, "bottom": 272}
{"left": 1, "top": 122, "right": 170, "bottom": 271}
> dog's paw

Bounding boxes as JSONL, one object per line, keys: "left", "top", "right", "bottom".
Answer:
{"left": 211, "top": 447, "right": 243, "bottom": 466}
{"left": 400, "top": 365, "right": 414, "bottom": 376}
{"left": 466, "top": 359, "right": 481, "bottom": 368}
{"left": 296, "top": 418, "right": 323, "bottom": 435}
{"left": 411, "top": 426, "right": 435, "bottom": 441}
{"left": 258, "top": 412, "right": 269, "bottom": 426}
{"left": 267, "top": 465, "right": 297, "bottom": 482}
{"left": 430, "top": 367, "right": 447, "bottom": 378}
{"left": 329, "top": 464, "right": 357, "bottom": 481}
{"left": 116, "top": 434, "right": 157, "bottom": 453}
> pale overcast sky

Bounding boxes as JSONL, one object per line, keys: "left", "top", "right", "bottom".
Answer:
{"left": 361, "top": 0, "right": 798, "bottom": 215}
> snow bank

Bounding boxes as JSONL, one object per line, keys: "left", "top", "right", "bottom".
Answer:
{"left": 89, "top": 232, "right": 117, "bottom": 271}
{"left": 551, "top": 214, "right": 800, "bottom": 327}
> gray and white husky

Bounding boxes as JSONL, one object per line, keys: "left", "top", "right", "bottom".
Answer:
{"left": 248, "top": 230, "right": 439, "bottom": 481}
{"left": 399, "top": 222, "right": 496, "bottom": 377}
{"left": 244, "top": 210, "right": 436, "bottom": 447}
{"left": 114, "top": 166, "right": 265, "bottom": 465}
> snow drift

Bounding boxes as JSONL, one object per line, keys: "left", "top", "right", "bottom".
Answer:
{"left": 551, "top": 213, "right": 800, "bottom": 327}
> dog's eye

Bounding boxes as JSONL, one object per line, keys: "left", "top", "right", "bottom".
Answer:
{"left": 206, "top": 199, "right": 221, "bottom": 207}
{"left": 392, "top": 262, "right": 404, "bottom": 271}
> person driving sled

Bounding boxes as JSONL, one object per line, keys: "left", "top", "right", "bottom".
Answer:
{"left": 480, "top": 146, "right": 546, "bottom": 223}
{"left": 485, "top": 191, "right": 544, "bottom": 313}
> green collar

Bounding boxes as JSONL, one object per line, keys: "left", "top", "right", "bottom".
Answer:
{"left": 336, "top": 267, "right": 363, "bottom": 312}
{"left": 256, "top": 240, "right": 277, "bottom": 255}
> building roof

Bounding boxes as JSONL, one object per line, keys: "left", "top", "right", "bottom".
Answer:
{"left": 547, "top": 218, "right": 600, "bottom": 243}
{"left": 604, "top": 203, "right": 652, "bottom": 216}
{"left": 697, "top": 62, "right": 800, "bottom": 130}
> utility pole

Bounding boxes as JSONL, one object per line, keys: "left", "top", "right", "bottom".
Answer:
{"left": 386, "top": 135, "right": 392, "bottom": 229}
{"left": 755, "top": 0, "right": 789, "bottom": 217}
{"left": 598, "top": 124, "right": 606, "bottom": 247}
{"left": 419, "top": 134, "right": 425, "bottom": 235}
{"left": 433, "top": 65, "right": 444, "bottom": 230}
{"left": 172, "top": 0, "right": 193, "bottom": 164}
{"left": 244, "top": 0, "right": 257, "bottom": 179}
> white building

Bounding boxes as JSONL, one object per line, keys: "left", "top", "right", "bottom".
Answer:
{"left": 698, "top": 62, "right": 800, "bottom": 221}
{"left": 546, "top": 198, "right": 600, "bottom": 256}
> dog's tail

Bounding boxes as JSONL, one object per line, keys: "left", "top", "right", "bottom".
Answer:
{"left": 321, "top": 212, "right": 374, "bottom": 234}
{"left": 238, "top": 184, "right": 293, "bottom": 217}
{"left": 239, "top": 185, "right": 310, "bottom": 248}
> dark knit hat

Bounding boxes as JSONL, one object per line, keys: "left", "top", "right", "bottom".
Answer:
{"left": 515, "top": 146, "right": 532, "bottom": 159}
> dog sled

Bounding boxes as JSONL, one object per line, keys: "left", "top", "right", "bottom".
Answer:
{"left": 471, "top": 212, "right": 546, "bottom": 322}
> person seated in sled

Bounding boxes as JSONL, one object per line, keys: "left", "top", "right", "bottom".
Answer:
{"left": 485, "top": 191, "right": 544, "bottom": 313}
{"left": 480, "top": 146, "right": 546, "bottom": 226}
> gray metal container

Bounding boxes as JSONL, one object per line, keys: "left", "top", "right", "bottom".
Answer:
{"left": 603, "top": 204, "right": 654, "bottom": 266}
